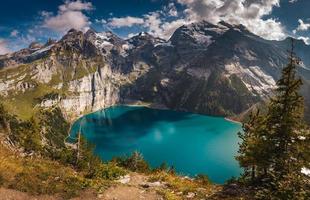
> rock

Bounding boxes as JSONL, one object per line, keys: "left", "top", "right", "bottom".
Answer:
{"left": 117, "top": 175, "right": 131, "bottom": 184}
{"left": 186, "top": 192, "right": 195, "bottom": 198}
{"left": 148, "top": 181, "right": 162, "bottom": 187}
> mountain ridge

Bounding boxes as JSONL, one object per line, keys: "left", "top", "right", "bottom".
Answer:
{"left": 0, "top": 20, "right": 309, "bottom": 122}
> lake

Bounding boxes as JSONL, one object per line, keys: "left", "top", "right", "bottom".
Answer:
{"left": 70, "top": 105, "right": 242, "bottom": 183}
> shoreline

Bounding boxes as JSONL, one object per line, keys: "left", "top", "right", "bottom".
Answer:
{"left": 224, "top": 117, "right": 242, "bottom": 125}
{"left": 66, "top": 101, "right": 242, "bottom": 142}
{"left": 65, "top": 100, "right": 168, "bottom": 142}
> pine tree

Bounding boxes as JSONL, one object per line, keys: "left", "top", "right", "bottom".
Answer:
{"left": 237, "top": 39, "right": 309, "bottom": 199}
{"left": 236, "top": 110, "right": 270, "bottom": 182}
{"left": 262, "top": 39, "right": 309, "bottom": 199}
{"left": 266, "top": 40, "right": 304, "bottom": 174}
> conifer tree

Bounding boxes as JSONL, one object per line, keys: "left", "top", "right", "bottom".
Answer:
{"left": 236, "top": 110, "right": 270, "bottom": 182}
{"left": 262, "top": 39, "right": 309, "bottom": 200}
{"left": 237, "top": 39, "right": 309, "bottom": 199}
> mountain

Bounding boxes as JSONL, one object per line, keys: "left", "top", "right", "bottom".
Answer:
{"left": 0, "top": 21, "right": 310, "bottom": 121}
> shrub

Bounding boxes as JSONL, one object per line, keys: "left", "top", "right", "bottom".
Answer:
{"left": 87, "top": 162, "right": 126, "bottom": 180}
{"left": 195, "top": 174, "right": 211, "bottom": 185}
{"left": 112, "top": 151, "right": 150, "bottom": 173}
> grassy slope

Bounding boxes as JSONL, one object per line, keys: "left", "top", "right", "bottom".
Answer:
{"left": 0, "top": 142, "right": 251, "bottom": 200}
{"left": 0, "top": 143, "right": 91, "bottom": 198}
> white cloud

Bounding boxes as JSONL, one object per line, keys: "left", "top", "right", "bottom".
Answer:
{"left": 289, "top": 0, "right": 298, "bottom": 3}
{"left": 10, "top": 30, "right": 19, "bottom": 37}
{"left": 95, "top": 19, "right": 107, "bottom": 24}
{"left": 143, "top": 12, "right": 189, "bottom": 39}
{"left": 166, "top": 3, "right": 178, "bottom": 17}
{"left": 0, "top": 39, "right": 11, "bottom": 55}
{"left": 294, "top": 19, "right": 310, "bottom": 33}
{"left": 108, "top": 16, "right": 145, "bottom": 28}
{"left": 109, "top": 0, "right": 286, "bottom": 41}
{"left": 298, "top": 36, "right": 310, "bottom": 45}
{"left": 143, "top": 12, "right": 163, "bottom": 36}
{"left": 159, "top": 19, "right": 190, "bottom": 39}
{"left": 42, "top": 0, "right": 93, "bottom": 33}
{"left": 177, "top": 0, "right": 286, "bottom": 40}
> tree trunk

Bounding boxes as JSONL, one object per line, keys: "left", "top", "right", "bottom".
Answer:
{"left": 251, "top": 165, "right": 256, "bottom": 181}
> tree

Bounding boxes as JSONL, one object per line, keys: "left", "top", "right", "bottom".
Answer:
{"left": 237, "top": 40, "right": 309, "bottom": 199}
{"left": 262, "top": 39, "right": 309, "bottom": 199}
{"left": 75, "top": 136, "right": 101, "bottom": 172}
{"left": 236, "top": 110, "right": 271, "bottom": 182}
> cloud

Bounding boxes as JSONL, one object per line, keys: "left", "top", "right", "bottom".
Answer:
{"left": 298, "top": 36, "right": 310, "bottom": 45}
{"left": 176, "top": 0, "right": 286, "bottom": 40}
{"left": 289, "top": 0, "right": 298, "bottom": 3}
{"left": 10, "top": 30, "right": 19, "bottom": 37}
{"left": 143, "top": 12, "right": 163, "bottom": 36}
{"left": 106, "top": 10, "right": 185, "bottom": 39}
{"left": 165, "top": 3, "right": 178, "bottom": 17}
{"left": 106, "top": 0, "right": 286, "bottom": 41}
{"left": 108, "top": 16, "right": 145, "bottom": 28}
{"left": 42, "top": 0, "right": 93, "bottom": 33}
{"left": 294, "top": 19, "right": 310, "bottom": 33}
{"left": 0, "top": 39, "right": 11, "bottom": 55}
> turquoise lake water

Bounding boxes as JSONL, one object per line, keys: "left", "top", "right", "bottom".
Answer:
{"left": 70, "top": 105, "right": 242, "bottom": 183}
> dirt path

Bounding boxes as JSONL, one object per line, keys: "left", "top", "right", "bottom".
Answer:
{"left": 101, "top": 173, "right": 163, "bottom": 200}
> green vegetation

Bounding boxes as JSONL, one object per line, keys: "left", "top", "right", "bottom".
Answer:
{"left": 237, "top": 41, "right": 310, "bottom": 199}
{"left": 0, "top": 104, "right": 127, "bottom": 198}
{"left": 112, "top": 151, "right": 150, "bottom": 173}
{"left": 148, "top": 171, "right": 217, "bottom": 200}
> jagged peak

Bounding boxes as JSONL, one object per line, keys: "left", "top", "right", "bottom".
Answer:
{"left": 218, "top": 21, "right": 233, "bottom": 29}
{"left": 45, "top": 38, "right": 57, "bottom": 47}
{"left": 85, "top": 28, "right": 97, "bottom": 35}
{"left": 67, "top": 28, "right": 79, "bottom": 33}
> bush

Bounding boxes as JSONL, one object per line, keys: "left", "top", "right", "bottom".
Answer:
{"left": 112, "top": 151, "right": 150, "bottom": 173}
{"left": 87, "top": 162, "right": 126, "bottom": 180}
{"left": 153, "top": 162, "right": 169, "bottom": 172}
{"left": 195, "top": 174, "right": 211, "bottom": 185}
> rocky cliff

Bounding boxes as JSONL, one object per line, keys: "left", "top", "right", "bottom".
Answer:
{"left": 0, "top": 21, "right": 309, "bottom": 121}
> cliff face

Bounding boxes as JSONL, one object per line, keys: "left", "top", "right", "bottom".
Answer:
{"left": 0, "top": 22, "right": 310, "bottom": 121}
{"left": 39, "top": 66, "right": 120, "bottom": 119}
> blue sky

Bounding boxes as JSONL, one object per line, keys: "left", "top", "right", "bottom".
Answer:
{"left": 0, "top": 0, "right": 310, "bottom": 54}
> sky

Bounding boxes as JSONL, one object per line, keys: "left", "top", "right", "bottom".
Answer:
{"left": 0, "top": 0, "right": 310, "bottom": 54}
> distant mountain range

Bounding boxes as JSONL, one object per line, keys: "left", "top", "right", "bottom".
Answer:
{"left": 0, "top": 21, "right": 309, "bottom": 121}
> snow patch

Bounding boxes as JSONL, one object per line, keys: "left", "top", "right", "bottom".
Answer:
{"left": 94, "top": 32, "right": 113, "bottom": 49}
{"left": 192, "top": 32, "right": 213, "bottom": 46}
{"left": 225, "top": 62, "right": 276, "bottom": 96}
{"left": 154, "top": 41, "right": 173, "bottom": 47}
{"left": 205, "top": 27, "right": 228, "bottom": 34}
{"left": 31, "top": 44, "right": 54, "bottom": 56}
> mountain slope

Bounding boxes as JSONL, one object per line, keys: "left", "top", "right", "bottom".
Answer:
{"left": 0, "top": 21, "right": 309, "bottom": 121}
